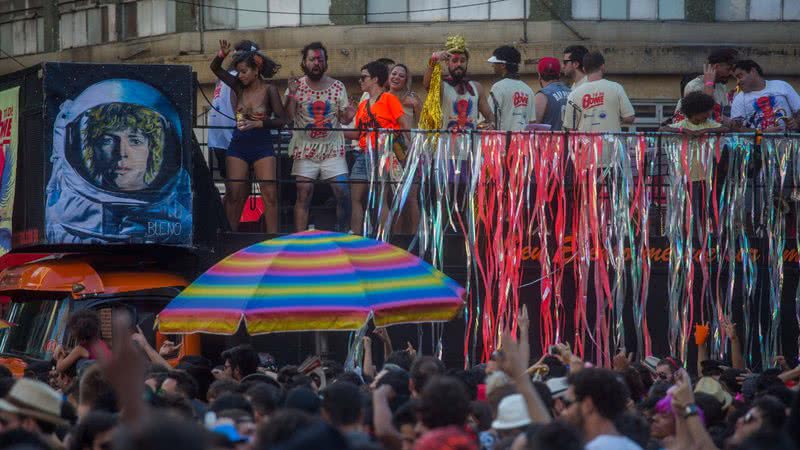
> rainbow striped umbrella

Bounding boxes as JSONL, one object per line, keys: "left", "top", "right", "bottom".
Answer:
{"left": 157, "top": 230, "right": 465, "bottom": 335}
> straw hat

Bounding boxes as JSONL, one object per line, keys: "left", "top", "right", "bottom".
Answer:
{"left": 0, "top": 378, "right": 68, "bottom": 427}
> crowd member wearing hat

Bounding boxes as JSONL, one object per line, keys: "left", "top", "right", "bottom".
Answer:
{"left": 487, "top": 45, "right": 535, "bottom": 132}
{"left": 0, "top": 378, "right": 70, "bottom": 446}
{"left": 423, "top": 35, "right": 495, "bottom": 132}
{"left": 534, "top": 57, "right": 571, "bottom": 131}
{"left": 491, "top": 393, "right": 532, "bottom": 441}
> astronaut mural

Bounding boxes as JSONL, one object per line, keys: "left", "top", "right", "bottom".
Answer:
{"left": 44, "top": 64, "right": 193, "bottom": 245}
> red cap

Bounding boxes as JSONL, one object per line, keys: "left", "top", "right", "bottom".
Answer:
{"left": 537, "top": 57, "right": 561, "bottom": 76}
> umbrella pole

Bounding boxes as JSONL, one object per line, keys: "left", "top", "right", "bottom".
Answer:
{"left": 345, "top": 313, "right": 373, "bottom": 373}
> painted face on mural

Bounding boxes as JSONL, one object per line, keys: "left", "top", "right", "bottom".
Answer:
{"left": 97, "top": 128, "right": 151, "bottom": 191}
{"left": 81, "top": 102, "right": 164, "bottom": 192}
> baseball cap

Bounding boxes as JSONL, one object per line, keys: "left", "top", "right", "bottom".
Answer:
{"left": 537, "top": 57, "right": 561, "bottom": 76}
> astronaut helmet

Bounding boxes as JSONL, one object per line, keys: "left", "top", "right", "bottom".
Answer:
{"left": 62, "top": 79, "right": 182, "bottom": 194}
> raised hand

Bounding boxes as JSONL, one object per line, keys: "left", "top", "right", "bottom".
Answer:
{"left": 518, "top": 305, "right": 530, "bottom": 332}
{"left": 612, "top": 349, "right": 633, "bottom": 371}
{"left": 218, "top": 39, "right": 232, "bottom": 58}
{"left": 703, "top": 63, "right": 716, "bottom": 86}
{"left": 159, "top": 339, "right": 182, "bottom": 356}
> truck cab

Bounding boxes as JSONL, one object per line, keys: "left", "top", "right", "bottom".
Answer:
{"left": 0, "top": 253, "right": 200, "bottom": 376}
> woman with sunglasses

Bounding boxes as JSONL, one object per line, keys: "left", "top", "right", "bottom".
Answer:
{"left": 345, "top": 61, "right": 412, "bottom": 235}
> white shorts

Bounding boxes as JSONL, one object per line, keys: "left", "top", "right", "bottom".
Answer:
{"left": 291, "top": 156, "right": 349, "bottom": 180}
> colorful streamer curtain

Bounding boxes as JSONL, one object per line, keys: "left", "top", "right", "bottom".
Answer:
{"left": 360, "top": 130, "right": 800, "bottom": 368}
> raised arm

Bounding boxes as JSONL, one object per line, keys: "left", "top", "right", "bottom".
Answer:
{"left": 423, "top": 51, "right": 447, "bottom": 91}
{"left": 722, "top": 319, "right": 745, "bottom": 370}
{"left": 211, "top": 40, "right": 241, "bottom": 94}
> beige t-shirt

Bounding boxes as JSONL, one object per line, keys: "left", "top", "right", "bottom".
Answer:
{"left": 572, "top": 75, "right": 588, "bottom": 89}
{"left": 671, "top": 118, "right": 722, "bottom": 181}
{"left": 489, "top": 78, "right": 536, "bottom": 131}
{"left": 563, "top": 79, "right": 635, "bottom": 132}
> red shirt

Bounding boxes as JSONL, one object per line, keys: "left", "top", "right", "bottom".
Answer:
{"left": 355, "top": 93, "right": 405, "bottom": 151}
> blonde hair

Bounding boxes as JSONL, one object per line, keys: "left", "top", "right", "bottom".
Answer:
{"left": 81, "top": 103, "right": 164, "bottom": 186}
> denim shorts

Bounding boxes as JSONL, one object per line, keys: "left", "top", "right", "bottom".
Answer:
{"left": 350, "top": 152, "right": 369, "bottom": 181}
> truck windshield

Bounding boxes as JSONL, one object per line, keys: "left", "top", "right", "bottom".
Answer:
{"left": 0, "top": 300, "right": 68, "bottom": 360}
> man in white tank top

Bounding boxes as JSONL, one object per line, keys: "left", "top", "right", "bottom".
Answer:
{"left": 424, "top": 36, "right": 494, "bottom": 133}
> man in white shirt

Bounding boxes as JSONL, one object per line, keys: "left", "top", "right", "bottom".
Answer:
{"left": 561, "top": 369, "right": 642, "bottom": 450}
{"left": 487, "top": 45, "right": 535, "bottom": 132}
{"left": 563, "top": 51, "right": 635, "bottom": 133}
{"left": 562, "top": 45, "right": 589, "bottom": 89}
{"left": 731, "top": 59, "right": 800, "bottom": 131}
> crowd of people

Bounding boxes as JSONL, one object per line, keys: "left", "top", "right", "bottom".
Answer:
{"left": 2, "top": 308, "right": 800, "bottom": 450}
{"left": 206, "top": 38, "right": 800, "bottom": 234}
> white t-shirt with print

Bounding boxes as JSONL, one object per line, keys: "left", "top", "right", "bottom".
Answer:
{"left": 285, "top": 77, "right": 350, "bottom": 161}
{"left": 585, "top": 434, "right": 642, "bottom": 450}
{"left": 489, "top": 78, "right": 536, "bottom": 131}
{"left": 563, "top": 79, "right": 635, "bottom": 132}
{"left": 731, "top": 79, "right": 800, "bottom": 130}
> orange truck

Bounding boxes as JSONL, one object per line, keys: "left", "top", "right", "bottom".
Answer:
{"left": 0, "top": 252, "right": 201, "bottom": 377}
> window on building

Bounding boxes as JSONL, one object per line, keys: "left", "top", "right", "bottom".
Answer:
{"left": 367, "top": 0, "right": 525, "bottom": 22}
{"left": 136, "top": 0, "right": 175, "bottom": 36}
{"left": 716, "top": 0, "right": 800, "bottom": 20}
{"left": 0, "top": 0, "right": 44, "bottom": 56}
{"left": 624, "top": 101, "right": 675, "bottom": 132}
{"left": 59, "top": 2, "right": 116, "bottom": 49}
{"left": 572, "top": 0, "right": 685, "bottom": 20}
{"left": 205, "top": 0, "right": 329, "bottom": 29}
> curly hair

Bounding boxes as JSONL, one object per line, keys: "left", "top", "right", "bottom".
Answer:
{"left": 67, "top": 309, "right": 102, "bottom": 343}
{"left": 232, "top": 50, "right": 281, "bottom": 80}
{"left": 81, "top": 102, "right": 164, "bottom": 187}
{"left": 680, "top": 91, "right": 716, "bottom": 118}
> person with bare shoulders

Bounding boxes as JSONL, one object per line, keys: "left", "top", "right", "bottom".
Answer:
{"left": 388, "top": 64, "right": 421, "bottom": 127}
{"left": 387, "top": 63, "right": 421, "bottom": 234}
{"left": 210, "top": 39, "right": 287, "bottom": 232}
{"left": 284, "top": 42, "right": 354, "bottom": 232}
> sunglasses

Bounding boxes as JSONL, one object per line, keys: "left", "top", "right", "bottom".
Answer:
{"left": 561, "top": 397, "right": 576, "bottom": 408}
{"left": 656, "top": 372, "right": 670, "bottom": 380}
{"left": 743, "top": 411, "right": 758, "bottom": 424}
{"left": 563, "top": 59, "right": 575, "bottom": 65}
{"left": 359, "top": 75, "right": 371, "bottom": 81}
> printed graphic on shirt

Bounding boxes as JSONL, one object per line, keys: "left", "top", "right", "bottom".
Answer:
{"left": 305, "top": 100, "right": 333, "bottom": 138}
{"left": 513, "top": 92, "right": 529, "bottom": 107}
{"left": 745, "top": 95, "right": 791, "bottom": 129}
{"left": 448, "top": 98, "right": 476, "bottom": 130}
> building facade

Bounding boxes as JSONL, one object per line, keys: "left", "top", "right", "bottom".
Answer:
{"left": 2, "top": 0, "right": 800, "bottom": 130}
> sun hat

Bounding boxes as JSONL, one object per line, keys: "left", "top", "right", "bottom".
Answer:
{"left": 0, "top": 378, "right": 68, "bottom": 427}
{"left": 491, "top": 394, "right": 532, "bottom": 430}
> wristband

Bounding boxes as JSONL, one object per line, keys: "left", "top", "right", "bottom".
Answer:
{"left": 683, "top": 404, "right": 700, "bottom": 418}
{"left": 704, "top": 81, "right": 715, "bottom": 87}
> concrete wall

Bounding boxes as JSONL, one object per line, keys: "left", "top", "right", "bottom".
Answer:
{"left": 5, "top": 19, "right": 800, "bottom": 106}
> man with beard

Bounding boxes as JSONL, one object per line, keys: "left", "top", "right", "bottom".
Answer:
{"left": 285, "top": 41, "right": 355, "bottom": 232}
{"left": 424, "top": 35, "right": 494, "bottom": 132}
{"left": 562, "top": 45, "right": 589, "bottom": 89}
{"left": 673, "top": 48, "right": 738, "bottom": 123}
{"left": 561, "top": 368, "right": 642, "bottom": 450}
